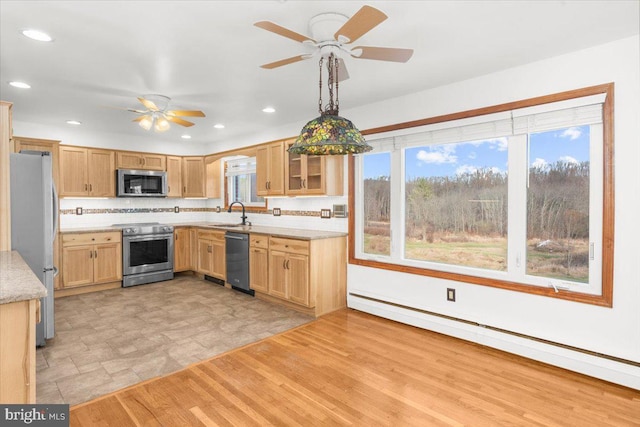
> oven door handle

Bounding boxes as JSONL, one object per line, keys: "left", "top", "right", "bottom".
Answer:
{"left": 124, "top": 233, "right": 173, "bottom": 242}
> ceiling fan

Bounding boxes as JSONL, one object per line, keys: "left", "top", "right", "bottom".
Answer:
{"left": 254, "top": 5, "right": 413, "bottom": 77}
{"left": 128, "top": 95, "right": 205, "bottom": 132}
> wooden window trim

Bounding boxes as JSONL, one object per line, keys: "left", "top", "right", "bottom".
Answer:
{"left": 348, "top": 83, "right": 615, "bottom": 307}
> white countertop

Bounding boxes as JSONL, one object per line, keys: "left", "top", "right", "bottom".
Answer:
{"left": 0, "top": 251, "right": 47, "bottom": 304}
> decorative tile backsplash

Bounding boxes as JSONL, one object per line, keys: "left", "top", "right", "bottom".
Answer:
{"left": 58, "top": 196, "right": 348, "bottom": 232}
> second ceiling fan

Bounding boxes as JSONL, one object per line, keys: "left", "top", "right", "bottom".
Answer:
{"left": 254, "top": 5, "right": 413, "bottom": 74}
{"left": 130, "top": 95, "right": 206, "bottom": 132}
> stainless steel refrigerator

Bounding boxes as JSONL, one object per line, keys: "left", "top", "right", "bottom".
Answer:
{"left": 10, "top": 151, "right": 58, "bottom": 346}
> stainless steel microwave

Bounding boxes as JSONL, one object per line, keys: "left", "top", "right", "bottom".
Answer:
{"left": 117, "top": 169, "right": 168, "bottom": 197}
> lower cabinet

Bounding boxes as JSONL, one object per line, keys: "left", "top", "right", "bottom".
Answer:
{"left": 174, "top": 227, "right": 192, "bottom": 272}
{"left": 197, "top": 229, "right": 225, "bottom": 280}
{"left": 254, "top": 234, "right": 347, "bottom": 317}
{"left": 61, "top": 232, "right": 122, "bottom": 289}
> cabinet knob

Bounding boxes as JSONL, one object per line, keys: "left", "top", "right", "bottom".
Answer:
{"left": 92, "top": 238, "right": 95, "bottom": 241}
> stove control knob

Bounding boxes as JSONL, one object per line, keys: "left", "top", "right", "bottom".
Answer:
{"left": 164, "top": 226, "right": 171, "bottom": 232}
{"left": 124, "top": 228, "right": 132, "bottom": 234}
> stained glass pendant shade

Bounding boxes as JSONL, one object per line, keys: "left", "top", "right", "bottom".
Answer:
{"left": 288, "top": 54, "right": 372, "bottom": 155}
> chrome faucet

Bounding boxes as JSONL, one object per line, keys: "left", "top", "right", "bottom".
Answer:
{"left": 228, "top": 201, "right": 248, "bottom": 225}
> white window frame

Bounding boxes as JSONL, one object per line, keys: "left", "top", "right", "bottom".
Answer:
{"left": 225, "top": 156, "right": 265, "bottom": 207}
{"left": 351, "top": 85, "right": 614, "bottom": 306}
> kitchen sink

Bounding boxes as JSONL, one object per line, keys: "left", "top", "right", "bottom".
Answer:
{"left": 208, "top": 223, "right": 251, "bottom": 230}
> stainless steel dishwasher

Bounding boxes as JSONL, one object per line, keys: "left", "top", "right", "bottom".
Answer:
{"left": 225, "top": 232, "right": 253, "bottom": 296}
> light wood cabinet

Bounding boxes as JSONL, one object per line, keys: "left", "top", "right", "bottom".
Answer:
{"left": 166, "top": 155, "right": 182, "bottom": 197}
{"left": 205, "top": 156, "right": 221, "bottom": 199}
{"left": 285, "top": 141, "right": 343, "bottom": 196}
{"left": 261, "top": 235, "right": 346, "bottom": 317}
{"left": 116, "top": 151, "right": 166, "bottom": 170}
{"left": 61, "top": 231, "right": 121, "bottom": 289}
{"left": 182, "top": 156, "right": 205, "bottom": 197}
{"left": 0, "top": 101, "right": 12, "bottom": 251}
{"left": 249, "top": 234, "right": 269, "bottom": 293}
{"left": 59, "top": 146, "right": 115, "bottom": 197}
{"left": 12, "top": 137, "right": 62, "bottom": 290}
{"left": 174, "top": 227, "right": 191, "bottom": 272}
{"left": 256, "top": 141, "right": 285, "bottom": 196}
{"left": 0, "top": 298, "right": 37, "bottom": 403}
{"left": 196, "top": 229, "right": 225, "bottom": 279}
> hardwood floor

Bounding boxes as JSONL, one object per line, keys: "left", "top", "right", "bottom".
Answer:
{"left": 70, "top": 309, "right": 640, "bottom": 426}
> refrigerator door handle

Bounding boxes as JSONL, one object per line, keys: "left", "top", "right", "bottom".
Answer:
{"left": 52, "top": 182, "right": 59, "bottom": 238}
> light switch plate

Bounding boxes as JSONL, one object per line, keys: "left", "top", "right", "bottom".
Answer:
{"left": 76, "top": 207, "right": 83, "bottom": 215}
{"left": 333, "top": 204, "right": 347, "bottom": 218}
{"left": 174, "top": 206, "right": 180, "bottom": 213}
{"left": 320, "top": 209, "right": 331, "bottom": 219}
{"left": 273, "top": 207, "right": 281, "bottom": 216}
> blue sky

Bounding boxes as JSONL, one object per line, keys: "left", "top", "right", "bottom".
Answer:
{"left": 363, "top": 125, "right": 590, "bottom": 180}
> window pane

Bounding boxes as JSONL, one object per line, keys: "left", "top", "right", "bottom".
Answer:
{"left": 363, "top": 152, "right": 391, "bottom": 256}
{"left": 404, "top": 139, "right": 508, "bottom": 270}
{"left": 527, "top": 126, "right": 590, "bottom": 283}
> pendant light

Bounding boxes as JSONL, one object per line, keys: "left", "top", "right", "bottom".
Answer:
{"left": 288, "top": 53, "right": 372, "bottom": 156}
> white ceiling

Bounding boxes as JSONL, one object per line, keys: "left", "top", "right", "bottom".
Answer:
{"left": 1, "top": 1, "right": 638, "bottom": 147}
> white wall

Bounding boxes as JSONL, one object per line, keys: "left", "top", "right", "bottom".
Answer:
{"left": 344, "top": 36, "right": 640, "bottom": 388}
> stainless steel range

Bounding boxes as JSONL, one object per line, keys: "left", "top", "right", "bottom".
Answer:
{"left": 114, "top": 222, "right": 174, "bottom": 287}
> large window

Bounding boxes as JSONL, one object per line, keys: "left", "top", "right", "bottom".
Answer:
{"left": 352, "top": 84, "right": 613, "bottom": 306}
{"left": 225, "top": 157, "right": 265, "bottom": 207}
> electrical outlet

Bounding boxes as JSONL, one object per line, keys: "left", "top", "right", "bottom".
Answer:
{"left": 447, "top": 288, "right": 456, "bottom": 302}
{"left": 76, "top": 207, "right": 83, "bottom": 215}
{"left": 320, "top": 209, "right": 331, "bottom": 219}
{"left": 216, "top": 206, "right": 221, "bottom": 213}
{"left": 273, "top": 207, "right": 281, "bottom": 216}
{"left": 174, "top": 206, "right": 180, "bottom": 213}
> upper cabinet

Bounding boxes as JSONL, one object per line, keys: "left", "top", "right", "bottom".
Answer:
{"left": 116, "top": 151, "right": 166, "bottom": 171}
{"left": 182, "top": 156, "right": 205, "bottom": 198}
{"left": 59, "top": 146, "right": 115, "bottom": 197}
{"left": 205, "top": 156, "right": 221, "bottom": 199}
{"left": 285, "top": 141, "right": 343, "bottom": 196}
{"left": 256, "top": 141, "right": 285, "bottom": 196}
{"left": 166, "top": 156, "right": 182, "bottom": 198}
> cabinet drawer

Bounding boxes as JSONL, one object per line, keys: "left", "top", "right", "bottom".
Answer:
{"left": 269, "top": 237, "right": 309, "bottom": 255}
{"left": 250, "top": 234, "right": 269, "bottom": 249}
{"left": 197, "top": 229, "right": 225, "bottom": 241}
{"left": 62, "top": 231, "right": 121, "bottom": 247}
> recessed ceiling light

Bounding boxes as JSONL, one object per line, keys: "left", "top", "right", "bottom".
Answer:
{"left": 9, "top": 81, "right": 31, "bottom": 89}
{"left": 181, "top": 134, "right": 191, "bottom": 139}
{"left": 262, "top": 107, "right": 276, "bottom": 113}
{"left": 21, "top": 29, "right": 53, "bottom": 42}
{"left": 66, "top": 120, "right": 82, "bottom": 125}
{"left": 214, "top": 124, "right": 225, "bottom": 129}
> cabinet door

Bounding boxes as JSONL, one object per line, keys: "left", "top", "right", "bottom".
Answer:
{"left": 256, "top": 146, "right": 269, "bottom": 196}
{"left": 197, "top": 238, "right": 213, "bottom": 275}
{"left": 303, "top": 155, "right": 324, "bottom": 194}
{"left": 288, "top": 253, "right": 310, "bottom": 306}
{"left": 166, "top": 156, "right": 182, "bottom": 197}
{"left": 93, "top": 243, "right": 121, "bottom": 283}
{"left": 205, "top": 157, "right": 221, "bottom": 198}
{"left": 268, "top": 250, "right": 288, "bottom": 299}
{"left": 142, "top": 154, "right": 165, "bottom": 170}
{"left": 174, "top": 228, "right": 191, "bottom": 272}
{"left": 183, "top": 157, "right": 205, "bottom": 197}
{"left": 62, "top": 246, "right": 94, "bottom": 288}
{"left": 250, "top": 247, "right": 268, "bottom": 293}
{"left": 268, "top": 141, "right": 285, "bottom": 195}
{"left": 59, "top": 146, "right": 88, "bottom": 196}
{"left": 116, "top": 152, "right": 143, "bottom": 169}
{"left": 210, "top": 238, "right": 226, "bottom": 280}
{"left": 88, "top": 149, "right": 115, "bottom": 197}
{"left": 286, "top": 145, "right": 304, "bottom": 195}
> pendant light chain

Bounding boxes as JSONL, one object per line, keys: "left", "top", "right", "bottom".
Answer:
{"left": 318, "top": 56, "right": 323, "bottom": 115}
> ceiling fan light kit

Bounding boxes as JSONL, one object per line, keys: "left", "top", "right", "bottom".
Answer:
{"left": 129, "top": 94, "right": 205, "bottom": 133}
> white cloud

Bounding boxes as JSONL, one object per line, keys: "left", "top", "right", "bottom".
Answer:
{"left": 561, "top": 127, "right": 582, "bottom": 140}
{"left": 416, "top": 147, "right": 457, "bottom": 164}
{"left": 532, "top": 157, "right": 548, "bottom": 169}
{"left": 559, "top": 155, "right": 579, "bottom": 164}
{"left": 456, "top": 164, "right": 477, "bottom": 175}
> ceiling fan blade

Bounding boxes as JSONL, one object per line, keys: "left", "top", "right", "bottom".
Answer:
{"left": 167, "top": 110, "right": 206, "bottom": 117}
{"left": 260, "top": 55, "right": 309, "bottom": 69}
{"left": 254, "top": 21, "right": 315, "bottom": 44}
{"left": 138, "top": 97, "right": 159, "bottom": 111}
{"left": 132, "top": 116, "right": 145, "bottom": 122}
{"left": 127, "top": 108, "right": 147, "bottom": 113}
{"left": 351, "top": 46, "right": 414, "bottom": 62}
{"left": 334, "top": 5, "right": 387, "bottom": 44}
{"left": 165, "top": 115, "right": 194, "bottom": 127}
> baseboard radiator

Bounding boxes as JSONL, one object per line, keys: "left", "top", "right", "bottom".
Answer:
{"left": 349, "top": 292, "right": 639, "bottom": 368}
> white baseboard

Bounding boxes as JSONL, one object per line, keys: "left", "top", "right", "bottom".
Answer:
{"left": 348, "top": 294, "right": 640, "bottom": 390}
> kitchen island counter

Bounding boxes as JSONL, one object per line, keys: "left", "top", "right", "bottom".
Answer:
{"left": 0, "top": 251, "right": 47, "bottom": 304}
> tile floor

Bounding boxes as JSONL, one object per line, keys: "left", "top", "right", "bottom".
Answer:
{"left": 36, "top": 275, "right": 313, "bottom": 405}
